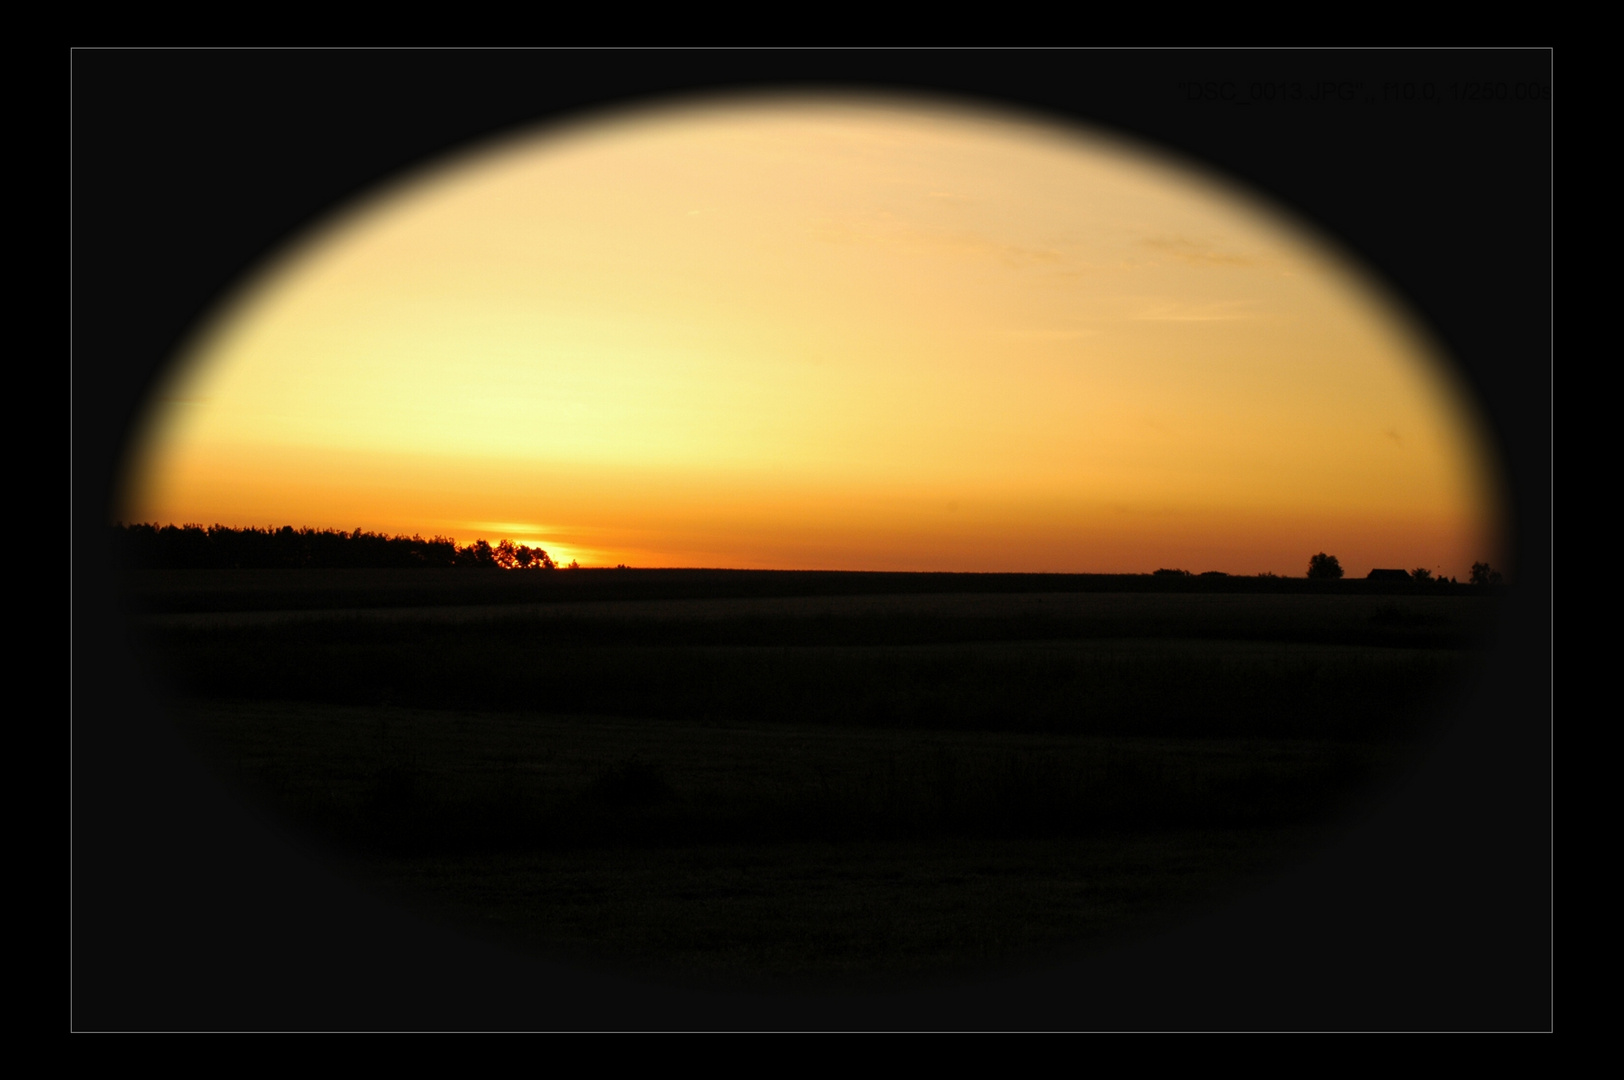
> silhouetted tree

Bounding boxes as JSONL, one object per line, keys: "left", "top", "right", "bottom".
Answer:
{"left": 1411, "top": 567, "right": 1433, "bottom": 582}
{"left": 1470, "top": 561, "right": 1504, "bottom": 586}
{"left": 491, "top": 538, "right": 556, "bottom": 570}
{"left": 1306, "top": 552, "right": 1343, "bottom": 580}
{"left": 456, "top": 539, "right": 497, "bottom": 567}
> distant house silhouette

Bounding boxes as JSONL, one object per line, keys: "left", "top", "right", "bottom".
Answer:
{"left": 1366, "top": 568, "right": 1411, "bottom": 581}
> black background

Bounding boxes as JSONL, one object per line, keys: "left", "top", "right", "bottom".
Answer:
{"left": 73, "top": 49, "right": 1551, "bottom": 1030}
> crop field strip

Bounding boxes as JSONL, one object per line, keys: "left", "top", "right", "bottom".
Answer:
{"left": 123, "top": 567, "right": 1494, "bottom": 614}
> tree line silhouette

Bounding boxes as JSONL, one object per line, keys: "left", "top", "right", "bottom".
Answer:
{"left": 1157, "top": 552, "right": 1501, "bottom": 585}
{"left": 112, "top": 523, "right": 558, "bottom": 571}
{"left": 1305, "top": 551, "right": 1503, "bottom": 585}
{"left": 112, "top": 524, "right": 1503, "bottom": 584}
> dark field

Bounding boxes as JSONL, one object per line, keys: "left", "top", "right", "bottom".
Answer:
{"left": 132, "top": 569, "right": 1499, "bottom": 987}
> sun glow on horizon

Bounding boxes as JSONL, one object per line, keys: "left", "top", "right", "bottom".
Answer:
{"left": 122, "top": 94, "right": 1506, "bottom": 578}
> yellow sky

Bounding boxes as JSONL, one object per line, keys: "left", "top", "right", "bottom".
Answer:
{"left": 123, "top": 94, "right": 1504, "bottom": 577}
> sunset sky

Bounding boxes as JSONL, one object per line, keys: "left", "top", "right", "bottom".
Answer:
{"left": 123, "top": 94, "right": 1503, "bottom": 577}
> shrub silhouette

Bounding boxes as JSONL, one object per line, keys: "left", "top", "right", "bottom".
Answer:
{"left": 1306, "top": 552, "right": 1344, "bottom": 580}
{"left": 1470, "top": 561, "right": 1504, "bottom": 586}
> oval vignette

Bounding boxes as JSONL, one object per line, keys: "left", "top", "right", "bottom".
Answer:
{"left": 94, "top": 73, "right": 1537, "bottom": 1017}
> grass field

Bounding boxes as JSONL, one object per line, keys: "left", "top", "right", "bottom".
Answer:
{"left": 135, "top": 570, "right": 1497, "bottom": 986}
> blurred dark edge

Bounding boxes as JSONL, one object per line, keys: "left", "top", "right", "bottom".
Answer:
{"left": 72, "top": 48, "right": 1551, "bottom": 1031}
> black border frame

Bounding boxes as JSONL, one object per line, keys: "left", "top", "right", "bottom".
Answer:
{"left": 72, "top": 49, "right": 1551, "bottom": 1030}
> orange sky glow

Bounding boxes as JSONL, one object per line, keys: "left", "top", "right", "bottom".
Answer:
{"left": 122, "top": 94, "right": 1505, "bottom": 577}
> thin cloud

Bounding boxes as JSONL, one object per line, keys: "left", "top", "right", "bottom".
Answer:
{"left": 812, "top": 213, "right": 1071, "bottom": 271}
{"left": 1142, "top": 235, "right": 1257, "bottom": 268}
{"left": 1129, "top": 300, "right": 1256, "bottom": 323}
{"left": 1000, "top": 327, "right": 1098, "bottom": 341}
{"left": 468, "top": 521, "right": 558, "bottom": 537}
